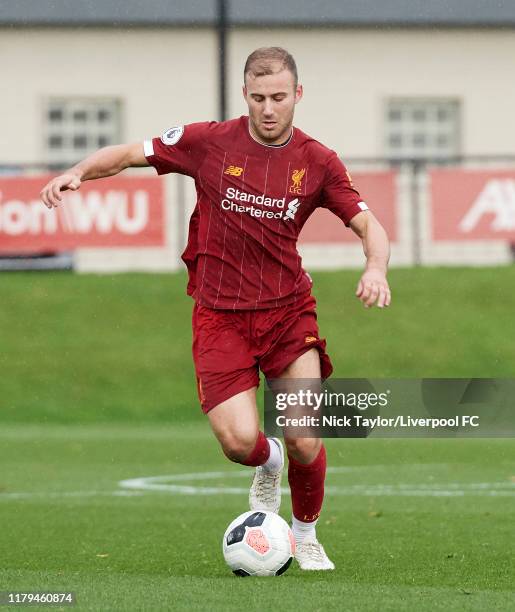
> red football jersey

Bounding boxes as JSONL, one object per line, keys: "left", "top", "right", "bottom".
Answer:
{"left": 144, "top": 116, "right": 368, "bottom": 310}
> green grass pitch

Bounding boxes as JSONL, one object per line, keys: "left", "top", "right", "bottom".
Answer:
{"left": 1, "top": 268, "right": 514, "bottom": 610}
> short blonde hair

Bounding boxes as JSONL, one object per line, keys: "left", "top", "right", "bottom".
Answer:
{"left": 244, "top": 47, "right": 298, "bottom": 87}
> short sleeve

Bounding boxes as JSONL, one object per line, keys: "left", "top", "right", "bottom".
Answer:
{"left": 320, "top": 153, "right": 369, "bottom": 226}
{"left": 143, "top": 122, "right": 213, "bottom": 178}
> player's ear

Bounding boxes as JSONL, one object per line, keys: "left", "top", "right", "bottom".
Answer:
{"left": 242, "top": 85, "right": 247, "bottom": 100}
{"left": 295, "top": 84, "right": 303, "bottom": 104}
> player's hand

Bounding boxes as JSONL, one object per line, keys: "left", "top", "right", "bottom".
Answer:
{"left": 356, "top": 268, "right": 391, "bottom": 309}
{"left": 40, "top": 173, "right": 82, "bottom": 209}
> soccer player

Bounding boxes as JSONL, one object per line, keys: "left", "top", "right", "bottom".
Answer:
{"left": 41, "top": 47, "right": 391, "bottom": 570}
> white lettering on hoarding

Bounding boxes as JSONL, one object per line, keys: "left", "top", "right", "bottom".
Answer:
{"left": 30, "top": 201, "right": 59, "bottom": 234}
{"left": 0, "top": 190, "right": 149, "bottom": 236}
{"left": 116, "top": 191, "right": 149, "bottom": 234}
{"left": 0, "top": 200, "right": 29, "bottom": 235}
{"left": 459, "top": 179, "right": 515, "bottom": 232}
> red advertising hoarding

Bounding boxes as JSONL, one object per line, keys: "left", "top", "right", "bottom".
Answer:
{"left": 430, "top": 168, "right": 515, "bottom": 241}
{"left": 0, "top": 175, "right": 165, "bottom": 254}
{"left": 299, "top": 170, "right": 397, "bottom": 243}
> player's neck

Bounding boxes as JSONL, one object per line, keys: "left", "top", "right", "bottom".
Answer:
{"left": 248, "top": 121, "right": 294, "bottom": 148}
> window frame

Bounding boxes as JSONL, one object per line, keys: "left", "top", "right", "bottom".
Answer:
{"left": 384, "top": 97, "right": 461, "bottom": 163}
{"left": 42, "top": 97, "right": 123, "bottom": 169}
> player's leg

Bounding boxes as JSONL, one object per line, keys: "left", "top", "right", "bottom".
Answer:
{"left": 280, "top": 347, "right": 322, "bottom": 463}
{"left": 279, "top": 347, "right": 334, "bottom": 570}
{"left": 192, "top": 303, "right": 283, "bottom": 507}
{"left": 207, "top": 386, "right": 261, "bottom": 462}
{"left": 259, "top": 292, "right": 334, "bottom": 570}
{"left": 207, "top": 387, "right": 284, "bottom": 512}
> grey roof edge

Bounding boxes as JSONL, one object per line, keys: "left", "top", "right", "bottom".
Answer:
{"left": 2, "top": 19, "right": 515, "bottom": 29}
{"left": 1, "top": 0, "right": 515, "bottom": 28}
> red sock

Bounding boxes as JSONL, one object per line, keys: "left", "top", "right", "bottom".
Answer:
{"left": 239, "top": 431, "right": 270, "bottom": 466}
{"left": 288, "top": 444, "right": 326, "bottom": 523}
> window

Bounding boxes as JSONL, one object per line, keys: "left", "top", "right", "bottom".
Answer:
{"left": 44, "top": 99, "right": 121, "bottom": 168}
{"left": 385, "top": 99, "right": 460, "bottom": 162}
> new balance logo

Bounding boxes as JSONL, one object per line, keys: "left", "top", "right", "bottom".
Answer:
{"left": 225, "top": 165, "right": 244, "bottom": 177}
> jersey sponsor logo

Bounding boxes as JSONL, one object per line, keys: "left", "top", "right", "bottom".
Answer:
{"left": 220, "top": 187, "right": 302, "bottom": 222}
{"left": 459, "top": 178, "right": 515, "bottom": 232}
{"left": 161, "top": 125, "right": 184, "bottom": 146}
{"left": 224, "top": 165, "right": 244, "bottom": 177}
{"left": 283, "top": 198, "right": 300, "bottom": 221}
{"left": 289, "top": 168, "right": 306, "bottom": 194}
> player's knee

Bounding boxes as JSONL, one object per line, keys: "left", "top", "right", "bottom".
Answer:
{"left": 220, "top": 433, "right": 257, "bottom": 463}
{"left": 284, "top": 437, "right": 321, "bottom": 464}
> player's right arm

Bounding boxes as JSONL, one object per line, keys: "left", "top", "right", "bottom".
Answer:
{"left": 40, "top": 142, "right": 148, "bottom": 209}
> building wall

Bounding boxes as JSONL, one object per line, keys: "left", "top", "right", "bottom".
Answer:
{"left": 2, "top": 25, "right": 514, "bottom": 271}
{"left": 1, "top": 28, "right": 218, "bottom": 164}
{"left": 2, "top": 26, "right": 515, "bottom": 165}
{"left": 231, "top": 28, "right": 515, "bottom": 158}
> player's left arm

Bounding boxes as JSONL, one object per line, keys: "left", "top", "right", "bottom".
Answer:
{"left": 349, "top": 211, "right": 391, "bottom": 309}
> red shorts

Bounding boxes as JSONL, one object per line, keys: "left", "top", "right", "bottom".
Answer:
{"left": 192, "top": 292, "right": 333, "bottom": 413}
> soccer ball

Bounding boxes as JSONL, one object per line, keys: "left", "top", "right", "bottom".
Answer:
{"left": 222, "top": 510, "right": 295, "bottom": 577}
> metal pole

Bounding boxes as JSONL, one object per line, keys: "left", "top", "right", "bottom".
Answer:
{"left": 218, "top": 0, "right": 228, "bottom": 121}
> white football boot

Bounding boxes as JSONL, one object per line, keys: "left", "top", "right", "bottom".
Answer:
{"left": 295, "top": 536, "right": 335, "bottom": 570}
{"left": 249, "top": 437, "right": 284, "bottom": 514}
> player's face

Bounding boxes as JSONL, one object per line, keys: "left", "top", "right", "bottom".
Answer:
{"left": 243, "top": 68, "right": 303, "bottom": 145}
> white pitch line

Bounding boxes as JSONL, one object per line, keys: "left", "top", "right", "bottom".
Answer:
{"left": 1, "top": 466, "right": 514, "bottom": 501}
{"left": 0, "top": 490, "right": 143, "bottom": 501}
{"left": 118, "top": 469, "right": 515, "bottom": 497}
